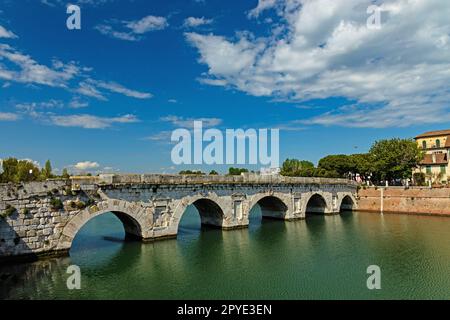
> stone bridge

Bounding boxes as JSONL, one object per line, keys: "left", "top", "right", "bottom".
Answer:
{"left": 0, "top": 174, "right": 357, "bottom": 261}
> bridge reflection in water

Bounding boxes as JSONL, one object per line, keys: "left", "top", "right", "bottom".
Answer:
{"left": 2, "top": 205, "right": 450, "bottom": 300}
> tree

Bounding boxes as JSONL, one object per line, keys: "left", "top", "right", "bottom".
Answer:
{"left": 369, "top": 138, "right": 423, "bottom": 183}
{"left": 280, "top": 159, "right": 314, "bottom": 176}
{"left": 348, "top": 153, "right": 373, "bottom": 181}
{"left": 209, "top": 170, "right": 219, "bottom": 175}
{"left": 318, "top": 155, "right": 353, "bottom": 177}
{"left": 61, "top": 168, "right": 70, "bottom": 179}
{"left": 0, "top": 158, "right": 41, "bottom": 183}
{"left": 179, "top": 170, "right": 204, "bottom": 175}
{"left": 16, "top": 160, "right": 40, "bottom": 182}
{"left": 0, "top": 158, "right": 19, "bottom": 183}
{"left": 228, "top": 167, "right": 249, "bottom": 175}
{"left": 41, "top": 160, "right": 53, "bottom": 179}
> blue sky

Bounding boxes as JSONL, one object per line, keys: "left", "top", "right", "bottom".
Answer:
{"left": 1, "top": 0, "right": 450, "bottom": 174}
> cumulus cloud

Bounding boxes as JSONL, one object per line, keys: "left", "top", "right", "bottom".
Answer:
{"left": 73, "top": 161, "right": 100, "bottom": 171}
{"left": 247, "top": 0, "right": 278, "bottom": 18}
{"left": 96, "top": 15, "right": 168, "bottom": 41}
{"left": 187, "top": 0, "right": 450, "bottom": 128}
{"left": 183, "top": 17, "right": 213, "bottom": 28}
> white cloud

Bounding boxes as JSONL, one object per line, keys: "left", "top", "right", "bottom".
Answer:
{"left": 73, "top": 161, "right": 100, "bottom": 171}
{"left": 41, "top": 0, "right": 111, "bottom": 6}
{"left": 75, "top": 81, "right": 107, "bottom": 100}
{"left": 187, "top": 0, "right": 450, "bottom": 128}
{"left": 96, "top": 15, "right": 168, "bottom": 41}
{"left": 69, "top": 97, "right": 89, "bottom": 109}
{"left": 248, "top": 0, "right": 278, "bottom": 18}
{"left": 50, "top": 114, "right": 139, "bottom": 129}
{"left": 0, "top": 44, "right": 79, "bottom": 87}
{"left": 126, "top": 15, "right": 168, "bottom": 33}
{"left": 94, "top": 80, "right": 152, "bottom": 99}
{"left": 160, "top": 115, "right": 222, "bottom": 128}
{"left": 0, "top": 43, "right": 151, "bottom": 100}
{"left": 143, "top": 131, "right": 173, "bottom": 141}
{"left": 0, "top": 25, "right": 17, "bottom": 38}
{"left": 0, "top": 112, "right": 20, "bottom": 121}
{"left": 183, "top": 17, "right": 213, "bottom": 28}
{"left": 95, "top": 24, "right": 139, "bottom": 41}
{"left": 186, "top": 32, "right": 264, "bottom": 76}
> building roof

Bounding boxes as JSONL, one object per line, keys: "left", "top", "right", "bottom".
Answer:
{"left": 420, "top": 153, "right": 448, "bottom": 165}
{"left": 415, "top": 129, "right": 450, "bottom": 139}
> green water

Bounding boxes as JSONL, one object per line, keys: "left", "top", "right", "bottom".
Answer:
{"left": 1, "top": 207, "right": 450, "bottom": 300}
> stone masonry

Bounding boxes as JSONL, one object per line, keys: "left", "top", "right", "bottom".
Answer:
{"left": 0, "top": 174, "right": 357, "bottom": 261}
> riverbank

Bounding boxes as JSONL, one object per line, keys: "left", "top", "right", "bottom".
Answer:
{"left": 357, "top": 186, "right": 450, "bottom": 216}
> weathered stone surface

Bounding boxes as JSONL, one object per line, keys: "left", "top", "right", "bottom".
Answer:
{"left": 0, "top": 174, "right": 357, "bottom": 260}
{"left": 358, "top": 186, "right": 450, "bottom": 215}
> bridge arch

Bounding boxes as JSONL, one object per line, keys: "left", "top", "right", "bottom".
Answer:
{"left": 247, "top": 193, "right": 291, "bottom": 220}
{"left": 57, "top": 199, "right": 148, "bottom": 252}
{"left": 303, "top": 192, "right": 331, "bottom": 215}
{"left": 338, "top": 194, "right": 357, "bottom": 212}
{"left": 172, "top": 194, "right": 228, "bottom": 230}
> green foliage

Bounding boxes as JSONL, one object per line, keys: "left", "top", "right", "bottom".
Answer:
{"left": 280, "top": 159, "right": 314, "bottom": 176}
{"left": 0, "top": 158, "right": 40, "bottom": 183}
{"left": 209, "top": 170, "right": 219, "bottom": 175}
{"left": 228, "top": 167, "right": 249, "bottom": 175}
{"left": 413, "top": 172, "right": 426, "bottom": 186}
{"left": 1, "top": 205, "right": 16, "bottom": 218}
{"left": 348, "top": 153, "right": 373, "bottom": 181}
{"left": 318, "top": 155, "right": 354, "bottom": 177}
{"left": 21, "top": 208, "right": 30, "bottom": 215}
{"left": 61, "top": 168, "right": 70, "bottom": 179}
{"left": 41, "top": 160, "right": 53, "bottom": 180}
{"left": 369, "top": 138, "right": 423, "bottom": 182}
{"left": 179, "top": 170, "right": 205, "bottom": 175}
{"left": 50, "top": 198, "right": 63, "bottom": 211}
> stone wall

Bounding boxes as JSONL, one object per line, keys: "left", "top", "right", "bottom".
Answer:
{"left": 0, "top": 180, "right": 93, "bottom": 260}
{"left": 357, "top": 187, "right": 450, "bottom": 216}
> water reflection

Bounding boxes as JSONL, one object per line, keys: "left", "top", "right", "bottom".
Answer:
{"left": 1, "top": 210, "right": 450, "bottom": 300}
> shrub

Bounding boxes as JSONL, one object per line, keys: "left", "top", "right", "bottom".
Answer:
{"left": 50, "top": 198, "right": 63, "bottom": 211}
{"left": 1, "top": 205, "right": 16, "bottom": 219}
{"left": 413, "top": 172, "right": 426, "bottom": 186}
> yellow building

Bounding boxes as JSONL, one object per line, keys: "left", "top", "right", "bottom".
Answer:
{"left": 414, "top": 130, "right": 450, "bottom": 184}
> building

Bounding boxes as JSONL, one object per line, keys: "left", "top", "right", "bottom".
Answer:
{"left": 260, "top": 167, "right": 281, "bottom": 176}
{"left": 414, "top": 130, "right": 450, "bottom": 184}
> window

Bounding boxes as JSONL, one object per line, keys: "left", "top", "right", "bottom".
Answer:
{"left": 426, "top": 166, "right": 432, "bottom": 174}
{"left": 436, "top": 139, "right": 441, "bottom": 148}
{"left": 422, "top": 141, "right": 427, "bottom": 149}
{"left": 440, "top": 165, "right": 446, "bottom": 174}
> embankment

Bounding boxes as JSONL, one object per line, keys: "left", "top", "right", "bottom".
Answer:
{"left": 357, "top": 187, "right": 450, "bottom": 216}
